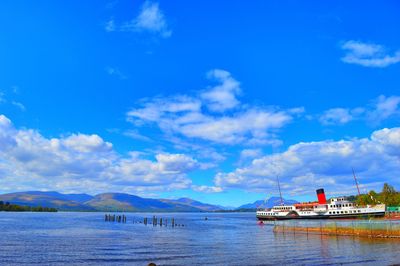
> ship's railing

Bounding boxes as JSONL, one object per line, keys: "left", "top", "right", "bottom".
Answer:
{"left": 353, "top": 204, "right": 386, "bottom": 209}
{"left": 257, "top": 208, "right": 271, "bottom": 211}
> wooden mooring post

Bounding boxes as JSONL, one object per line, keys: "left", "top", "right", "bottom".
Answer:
{"left": 104, "top": 215, "right": 183, "bottom": 228}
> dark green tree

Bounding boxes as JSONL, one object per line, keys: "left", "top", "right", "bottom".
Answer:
{"left": 381, "top": 183, "right": 398, "bottom": 206}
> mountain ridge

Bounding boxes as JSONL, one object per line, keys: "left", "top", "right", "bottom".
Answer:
{"left": 0, "top": 191, "right": 227, "bottom": 212}
{"left": 0, "top": 191, "right": 299, "bottom": 212}
{"left": 238, "top": 196, "right": 299, "bottom": 209}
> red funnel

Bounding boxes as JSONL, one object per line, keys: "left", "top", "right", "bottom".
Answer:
{"left": 316, "top": 188, "right": 327, "bottom": 204}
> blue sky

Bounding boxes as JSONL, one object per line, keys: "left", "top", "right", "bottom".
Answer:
{"left": 0, "top": 1, "right": 400, "bottom": 206}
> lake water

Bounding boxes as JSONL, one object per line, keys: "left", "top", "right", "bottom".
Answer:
{"left": 1, "top": 212, "right": 400, "bottom": 265}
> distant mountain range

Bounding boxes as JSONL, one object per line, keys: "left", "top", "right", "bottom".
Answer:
{"left": 238, "top": 196, "right": 299, "bottom": 209}
{"left": 0, "top": 191, "right": 94, "bottom": 211}
{"left": 0, "top": 191, "right": 227, "bottom": 212}
{"left": 0, "top": 191, "right": 298, "bottom": 212}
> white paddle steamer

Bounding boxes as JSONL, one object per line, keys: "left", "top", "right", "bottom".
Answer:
{"left": 256, "top": 188, "right": 385, "bottom": 220}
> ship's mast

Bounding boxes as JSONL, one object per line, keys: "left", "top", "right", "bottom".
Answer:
{"left": 276, "top": 176, "right": 284, "bottom": 206}
{"left": 352, "top": 167, "right": 361, "bottom": 197}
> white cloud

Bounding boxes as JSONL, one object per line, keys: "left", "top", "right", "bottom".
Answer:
{"left": 127, "top": 69, "right": 299, "bottom": 146}
{"left": 62, "top": 134, "right": 112, "bottom": 153}
{"left": 192, "top": 185, "right": 223, "bottom": 193}
{"left": 127, "top": 95, "right": 201, "bottom": 124}
{"left": 11, "top": 101, "right": 26, "bottom": 111}
{"left": 341, "top": 40, "right": 400, "bottom": 68}
{"left": 239, "top": 149, "right": 263, "bottom": 163}
{"left": 119, "top": 1, "right": 171, "bottom": 38}
{"left": 155, "top": 153, "right": 199, "bottom": 174}
{"left": 0, "top": 115, "right": 198, "bottom": 194}
{"left": 319, "top": 95, "right": 400, "bottom": 126}
{"left": 123, "top": 129, "right": 152, "bottom": 142}
{"left": 178, "top": 109, "right": 291, "bottom": 145}
{"left": 162, "top": 136, "right": 226, "bottom": 169}
{"left": 320, "top": 108, "right": 356, "bottom": 125}
{"left": 0, "top": 89, "right": 26, "bottom": 112}
{"left": 201, "top": 69, "right": 241, "bottom": 112}
{"left": 368, "top": 95, "right": 400, "bottom": 123}
{"left": 214, "top": 127, "right": 400, "bottom": 196}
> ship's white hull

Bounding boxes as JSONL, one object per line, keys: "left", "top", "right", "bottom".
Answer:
{"left": 256, "top": 205, "right": 386, "bottom": 220}
{"left": 256, "top": 211, "right": 385, "bottom": 220}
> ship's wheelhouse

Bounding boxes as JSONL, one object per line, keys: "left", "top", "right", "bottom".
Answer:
{"left": 328, "top": 197, "right": 355, "bottom": 210}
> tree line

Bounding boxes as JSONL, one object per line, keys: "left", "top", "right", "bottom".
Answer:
{"left": 0, "top": 201, "right": 57, "bottom": 212}
{"left": 347, "top": 183, "right": 400, "bottom": 207}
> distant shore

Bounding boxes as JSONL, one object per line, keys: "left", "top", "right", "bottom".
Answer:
{"left": 0, "top": 201, "right": 57, "bottom": 212}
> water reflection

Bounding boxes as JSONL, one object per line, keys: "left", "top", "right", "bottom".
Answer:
{"left": 0, "top": 212, "right": 399, "bottom": 265}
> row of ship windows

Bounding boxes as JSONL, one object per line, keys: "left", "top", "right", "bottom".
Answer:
{"left": 330, "top": 203, "right": 353, "bottom": 208}
{"left": 329, "top": 210, "right": 361, "bottom": 214}
{"left": 261, "top": 213, "right": 277, "bottom": 216}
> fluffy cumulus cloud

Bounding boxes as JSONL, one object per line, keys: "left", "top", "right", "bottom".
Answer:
{"left": 341, "top": 40, "right": 400, "bottom": 68}
{"left": 238, "top": 149, "right": 263, "bottom": 166}
{"left": 319, "top": 95, "right": 400, "bottom": 126}
{"left": 214, "top": 127, "right": 400, "bottom": 197}
{"left": 0, "top": 115, "right": 198, "bottom": 194}
{"left": 106, "top": 1, "right": 171, "bottom": 38}
{"left": 127, "top": 69, "right": 302, "bottom": 146}
{"left": 201, "top": 69, "right": 241, "bottom": 112}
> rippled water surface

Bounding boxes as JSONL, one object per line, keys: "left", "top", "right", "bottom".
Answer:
{"left": 1, "top": 212, "right": 400, "bottom": 265}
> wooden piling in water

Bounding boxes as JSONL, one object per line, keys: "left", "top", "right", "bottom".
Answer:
{"left": 103, "top": 215, "right": 187, "bottom": 229}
